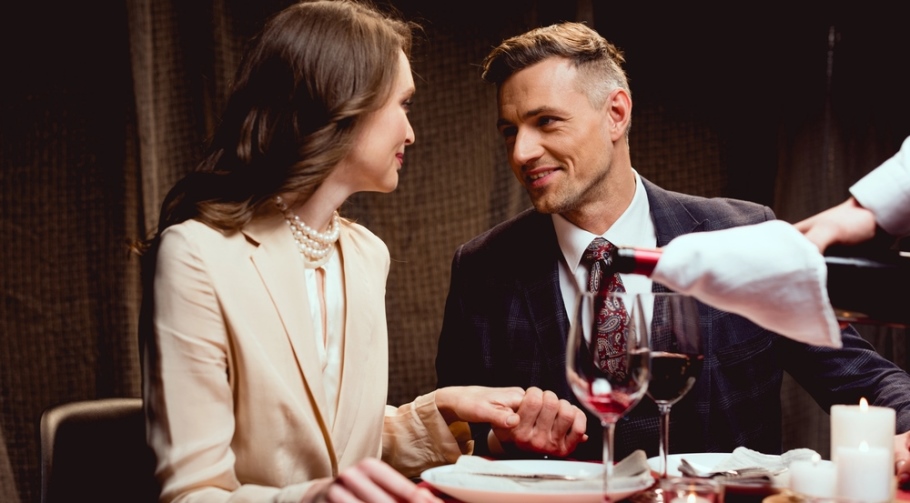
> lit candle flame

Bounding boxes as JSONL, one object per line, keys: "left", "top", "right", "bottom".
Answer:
{"left": 860, "top": 397, "right": 868, "bottom": 411}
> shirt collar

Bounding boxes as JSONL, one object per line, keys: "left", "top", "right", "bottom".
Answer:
{"left": 553, "top": 170, "right": 656, "bottom": 272}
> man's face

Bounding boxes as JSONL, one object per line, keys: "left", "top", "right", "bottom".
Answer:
{"left": 496, "top": 57, "right": 617, "bottom": 215}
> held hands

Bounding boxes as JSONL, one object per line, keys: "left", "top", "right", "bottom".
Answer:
{"left": 489, "top": 387, "right": 588, "bottom": 458}
{"left": 308, "top": 458, "right": 441, "bottom": 503}
{"left": 434, "top": 386, "right": 588, "bottom": 458}
{"left": 308, "top": 386, "right": 586, "bottom": 503}
{"left": 794, "top": 197, "right": 877, "bottom": 253}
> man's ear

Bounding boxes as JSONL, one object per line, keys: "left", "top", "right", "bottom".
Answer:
{"left": 605, "top": 88, "right": 631, "bottom": 142}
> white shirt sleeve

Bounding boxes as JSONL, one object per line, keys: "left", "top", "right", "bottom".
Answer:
{"left": 850, "top": 136, "right": 910, "bottom": 237}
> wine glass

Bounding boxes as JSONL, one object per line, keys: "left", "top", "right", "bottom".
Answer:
{"left": 642, "top": 292, "right": 703, "bottom": 479}
{"left": 567, "top": 291, "right": 650, "bottom": 502}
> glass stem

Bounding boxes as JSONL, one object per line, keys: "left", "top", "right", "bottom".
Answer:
{"left": 658, "top": 403, "right": 672, "bottom": 478}
{"left": 602, "top": 420, "right": 616, "bottom": 503}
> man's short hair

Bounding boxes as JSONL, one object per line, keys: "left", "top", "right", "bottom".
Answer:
{"left": 481, "top": 22, "right": 629, "bottom": 109}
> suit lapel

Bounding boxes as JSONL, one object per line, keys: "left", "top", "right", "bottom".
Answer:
{"left": 330, "top": 227, "right": 375, "bottom": 456}
{"left": 642, "top": 177, "right": 707, "bottom": 246}
{"left": 641, "top": 177, "right": 715, "bottom": 433}
{"left": 643, "top": 177, "right": 706, "bottom": 296}
{"left": 242, "top": 214, "right": 334, "bottom": 447}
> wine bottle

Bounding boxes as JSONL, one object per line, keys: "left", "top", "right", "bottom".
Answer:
{"left": 609, "top": 245, "right": 910, "bottom": 327}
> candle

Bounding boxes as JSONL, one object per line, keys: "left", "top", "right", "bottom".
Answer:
{"left": 835, "top": 441, "right": 892, "bottom": 502}
{"left": 830, "top": 398, "right": 896, "bottom": 501}
{"left": 830, "top": 398, "right": 895, "bottom": 464}
{"left": 789, "top": 455, "right": 836, "bottom": 498}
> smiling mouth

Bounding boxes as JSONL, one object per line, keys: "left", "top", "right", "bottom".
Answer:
{"left": 528, "top": 169, "right": 555, "bottom": 181}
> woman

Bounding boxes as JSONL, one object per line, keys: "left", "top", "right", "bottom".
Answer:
{"left": 140, "top": 2, "right": 565, "bottom": 501}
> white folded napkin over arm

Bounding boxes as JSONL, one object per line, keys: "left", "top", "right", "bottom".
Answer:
{"left": 650, "top": 220, "right": 842, "bottom": 348}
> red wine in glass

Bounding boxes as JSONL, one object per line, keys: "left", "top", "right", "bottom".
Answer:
{"left": 647, "top": 351, "right": 703, "bottom": 402}
{"left": 584, "top": 393, "right": 636, "bottom": 418}
{"left": 643, "top": 293, "right": 702, "bottom": 479}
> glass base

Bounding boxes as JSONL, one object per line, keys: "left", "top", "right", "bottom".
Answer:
{"left": 628, "top": 477, "right": 723, "bottom": 503}
{"left": 625, "top": 480, "right": 664, "bottom": 503}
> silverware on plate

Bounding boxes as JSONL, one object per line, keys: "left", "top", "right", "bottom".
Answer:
{"left": 464, "top": 471, "right": 596, "bottom": 481}
{"left": 678, "top": 458, "right": 781, "bottom": 480}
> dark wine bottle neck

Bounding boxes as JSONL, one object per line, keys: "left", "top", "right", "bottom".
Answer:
{"left": 611, "top": 247, "right": 662, "bottom": 276}
{"left": 611, "top": 244, "right": 910, "bottom": 327}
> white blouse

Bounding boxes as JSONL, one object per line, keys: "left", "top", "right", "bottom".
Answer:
{"left": 303, "top": 246, "right": 344, "bottom": 430}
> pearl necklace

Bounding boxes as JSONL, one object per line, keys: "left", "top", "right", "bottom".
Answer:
{"left": 275, "top": 196, "right": 340, "bottom": 268}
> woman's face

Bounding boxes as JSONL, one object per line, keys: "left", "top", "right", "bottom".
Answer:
{"left": 335, "top": 50, "right": 415, "bottom": 194}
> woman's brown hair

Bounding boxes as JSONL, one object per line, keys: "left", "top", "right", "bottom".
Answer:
{"left": 153, "top": 0, "right": 414, "bottom": 237}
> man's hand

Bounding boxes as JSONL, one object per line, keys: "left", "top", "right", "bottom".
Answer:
{"left": 895, "top": 431, "right": 910, "bottom": 489}
{"left": 489, "top": 387, "right": 588, "bottom": 458}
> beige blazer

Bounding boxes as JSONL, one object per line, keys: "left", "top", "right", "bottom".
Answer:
{"left": 143, "top": 213, "right": 469, "bottom": 503}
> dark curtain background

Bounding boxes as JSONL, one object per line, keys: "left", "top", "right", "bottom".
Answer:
{"left": 2, "top": 1, "right": 909, "bottom": 501}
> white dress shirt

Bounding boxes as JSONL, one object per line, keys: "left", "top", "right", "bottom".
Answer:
{"left": 555, "top": 171, "right": 657, "bottom": 322}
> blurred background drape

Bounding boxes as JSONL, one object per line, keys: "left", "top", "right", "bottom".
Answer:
{"left": 2, "top": 1, "right": 909, "bottom": 501}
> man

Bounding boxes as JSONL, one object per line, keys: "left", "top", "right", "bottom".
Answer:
{"left": 435, "top": 22, "right": 910, "bottom": 462}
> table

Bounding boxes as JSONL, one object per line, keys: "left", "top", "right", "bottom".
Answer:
{"left": 419, "top": 475, "right": 910, "bottom": 502}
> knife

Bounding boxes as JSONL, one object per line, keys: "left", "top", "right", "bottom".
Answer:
{"left": 464, "top": 472, "right": 590, "bottom": 481}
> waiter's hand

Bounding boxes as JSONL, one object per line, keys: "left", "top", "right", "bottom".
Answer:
{"left": 489, "top": 387, "right": 588, "bottom": 458}
{"left": 794, "top": 197, "right": 877, "bottom": 253}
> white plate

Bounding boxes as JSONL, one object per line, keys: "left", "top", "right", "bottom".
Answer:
{"left": 646, "top": 453, "right": 730, "bottom": 477}
{"left": 421, "top": 459, "right": 653, "bottom": 503}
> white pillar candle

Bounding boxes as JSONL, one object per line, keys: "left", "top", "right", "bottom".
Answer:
{"left": 789, "top": 456, "right": 836, "bottom": 498}
{"left": 830, "top": 398, "right": 895, "bottom": 465}
{"left": 835, "top": 442, "right": 892, "bottom": 502}
{"left": 830, "top": 398, "right": 896, "bottom": 501}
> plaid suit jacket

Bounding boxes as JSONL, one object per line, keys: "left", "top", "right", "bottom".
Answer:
{"left": 436, "top": 177, "right": 910, "bottom": 461}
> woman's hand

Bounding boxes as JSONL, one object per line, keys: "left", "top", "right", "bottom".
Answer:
{"left": 434, "top": 385, "right": 524, "bottom": 428}
{"left": 307, "top": 458, "right": 442, "bottom": 503}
